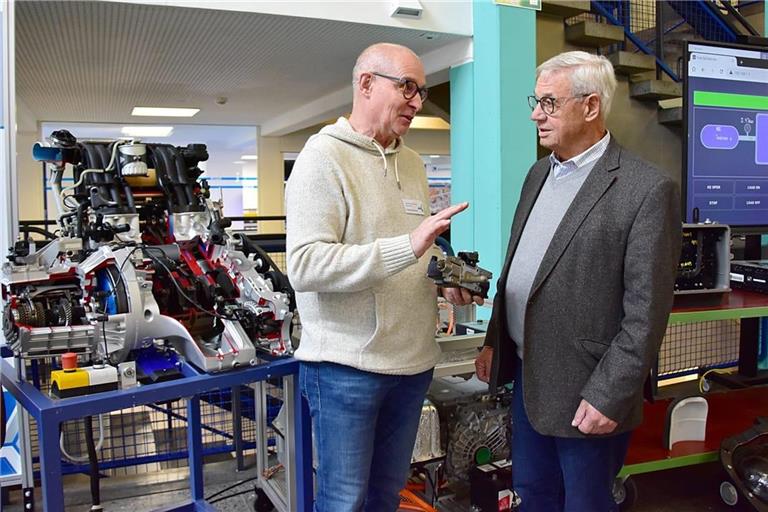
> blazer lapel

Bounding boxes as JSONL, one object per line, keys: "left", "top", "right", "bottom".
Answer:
{"left": 528, "top": 140, "right": 622, "bottom": 301}
{"left": 498, "top": 159, "right": 550, "bottom": 285}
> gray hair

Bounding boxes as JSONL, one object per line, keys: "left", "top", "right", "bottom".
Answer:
{"left": 537, "top": 51, "right": 617, "bottom": 119}
{"left": 352, "top": 43, "right": 419, "bottom": 86}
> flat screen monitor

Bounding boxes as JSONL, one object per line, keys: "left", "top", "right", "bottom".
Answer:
{"left": 683, "top": 40, "right": 768, "bottom": 233}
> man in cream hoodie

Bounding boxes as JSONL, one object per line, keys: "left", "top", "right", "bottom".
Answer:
{"left": 286, "top": 43, "right": 478, "bottom": 511}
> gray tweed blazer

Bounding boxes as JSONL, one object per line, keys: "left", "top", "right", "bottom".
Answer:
{"left": 484, "top": 138, "right": 681, "bottom": 438}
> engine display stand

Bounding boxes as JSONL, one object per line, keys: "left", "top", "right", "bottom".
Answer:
{"left": 0, "top": 356, "right": 313, "bottom": 512}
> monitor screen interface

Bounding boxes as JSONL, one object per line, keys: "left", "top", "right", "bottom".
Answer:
{"left": 684, "top": 41, "right": 768, "bottom": 228}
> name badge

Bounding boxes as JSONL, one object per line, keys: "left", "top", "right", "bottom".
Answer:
{"left": 402, "top": 198, "right": 425, "bottom": 216}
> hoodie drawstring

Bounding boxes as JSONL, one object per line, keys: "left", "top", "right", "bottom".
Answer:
{"left": 393, "top": 154, "right": 401, "bottom": 190}
{"left": 372, "top": 140, "right": 402, "bottom": 190}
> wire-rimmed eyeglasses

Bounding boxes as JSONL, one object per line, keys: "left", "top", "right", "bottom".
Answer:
{"left": 371, "top": 72, "right": 429, "bottom": 102}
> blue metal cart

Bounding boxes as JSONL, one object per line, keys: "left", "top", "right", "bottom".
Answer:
{"left": 0, "top": 356, "right": 313, "bottom": 512}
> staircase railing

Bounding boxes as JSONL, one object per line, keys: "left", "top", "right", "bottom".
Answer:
{"left": 585, "top": 0, "right": 762, "bottom": 83}
{"left": 592, "top": 1, "right": 680, "bottom": 81}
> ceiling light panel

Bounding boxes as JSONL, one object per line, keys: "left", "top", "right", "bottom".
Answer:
{"left": 121, "top": 126, "right": 174, "bottom": 137}
{"left": 131, "top": 107, "right": 200, "bottom": 117}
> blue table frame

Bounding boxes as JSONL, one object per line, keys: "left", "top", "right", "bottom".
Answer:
{"left": 0, "top": 357, "right": 313, "bottom": 512}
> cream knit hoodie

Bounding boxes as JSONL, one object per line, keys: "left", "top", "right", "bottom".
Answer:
{"left": 285, "top": 117, "right": 440, "bottom": 375}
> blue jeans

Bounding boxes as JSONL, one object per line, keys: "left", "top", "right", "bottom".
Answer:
{"left": 511, "top": 359, "right": 631, "bottom": 512}
{"left": 300, "top": 361, "right": 433, "bottom": 512}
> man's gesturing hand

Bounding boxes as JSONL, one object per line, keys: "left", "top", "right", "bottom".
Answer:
{"left": 410, "top": 202, "right": 469, "bottom": 258}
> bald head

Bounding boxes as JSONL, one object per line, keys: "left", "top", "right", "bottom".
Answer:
{"left": 352, "top": 43, "right": 421, "bottom": 87}
{"left": 348, "top": 42, "right": 425, "bottom": 147}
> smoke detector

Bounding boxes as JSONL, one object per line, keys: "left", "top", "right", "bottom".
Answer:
{"left": 390, "top": 0, "right": 423, "bottom": 19}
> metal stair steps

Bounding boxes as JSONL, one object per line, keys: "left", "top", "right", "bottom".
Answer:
{"left": 608, "top": 51, "right": 657, "bottom": 75}
{"left": 565, "top": 21, "right": 625, "bottom": 47}
{"left": 630, "top": 79, "right": 682, "bottom": 101}
{"left": 658, "top": 106, "right": 682, "bottom": 125}
{"left": 541, "top": 0, "right": 591, "bottom": 18}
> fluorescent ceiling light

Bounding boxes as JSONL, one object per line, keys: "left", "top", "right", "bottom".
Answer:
{"left": 233, "top": 160, "right": 246, "bottom": 164}
{"left": 429, "top": 155, "right": 441, "bottom": 158}
{"left": 131, "top": 107, "right": 200, "bottom": 117}
{"left": 410, "top": 116, "right": 450, "bottom": 130}
{"left": 240, "top": 155, "right": 258, "bottom": 160}
{"left": 121, "top": 126, "right": 174, "bottom": 137}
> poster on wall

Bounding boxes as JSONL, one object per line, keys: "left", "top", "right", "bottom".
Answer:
{"left": 423, "top": 156, "right": 451, "bottom": 214}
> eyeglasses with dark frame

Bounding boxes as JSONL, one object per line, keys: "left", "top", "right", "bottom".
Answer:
{"left": 527, "top": 94, "right": 591, "bottom": 115}
{"left": 370, "top": 72, "right": 429, "bottom": 102}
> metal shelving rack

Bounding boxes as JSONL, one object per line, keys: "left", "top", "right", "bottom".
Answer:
{"left": 620, "top": 289, "right": 768, "bottom": 479}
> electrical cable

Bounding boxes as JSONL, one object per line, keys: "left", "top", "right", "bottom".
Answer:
{"left": 95, "top": 243, "right": 239, "bottom": 358}
{"left": 204, "top": 475, "right": 260, "bottom": 501}
{"left": 104, "top": 139, "right": 127, "bottom": 173}
{"left": 698, "top": 368, "right": 733, "bottom": 393}
{"left": 59, "top": 414, "right": 105, "bottom": 463}
{"left": 98, "top": 244, "right": 145, "bottom": 309}
{"left": 60, "top": 168, "right": 105, "bottom": 201}
{"left": 142, "top": 246, "right": 239, "bottom": 321}
{"left": 209, "top": 487, "right": 257, "bottom": 505}
{"left": 94, "top": 245, "right": 144, "bottom": 363}
{"left": 102, "top": 320, "right": 109, "bottom": 364}
{"left": 84, "top": 415, "right": 102, "bottom": 511}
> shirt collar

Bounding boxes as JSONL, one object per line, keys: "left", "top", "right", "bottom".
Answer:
{"left": 549, "top": 131, "right": 611, "bottom": 180}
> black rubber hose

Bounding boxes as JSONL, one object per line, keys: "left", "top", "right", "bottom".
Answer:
{"left": 84, "top": 415, "right": 101, "bottom": 509}
{"left": 123, "top": 183, "right": 136, "bottom": 212}
{"left": 20, "top": 226, "right": 57, "bottom": 243}
{"left": 95, "top": 144, "right": 122, "bottom": 207}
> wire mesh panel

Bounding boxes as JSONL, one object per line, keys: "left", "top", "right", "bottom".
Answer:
{"left": 626, "top": 0, "right": 657, "bottom": 35}
{"left": 268, "top": 252, "right": 287, "bottom": 273}
{"left": 658, "top": 319, "right": 741, "bottom": 379}
{"left": 23, "top": 360, "right": 279, "bottom": 477}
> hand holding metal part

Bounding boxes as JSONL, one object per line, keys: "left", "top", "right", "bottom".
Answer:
{"left": 427, "top": 251, "right": 492, "bottom": 299}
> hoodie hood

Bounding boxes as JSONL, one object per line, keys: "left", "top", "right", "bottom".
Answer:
{"left": 318, "top": 117, "right": 403, "bottom": 188}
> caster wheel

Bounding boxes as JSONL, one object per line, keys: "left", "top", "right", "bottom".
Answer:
{"left": 253, "top": 488, "right": 275, "bottom": 512}
{"left": 720, "top": 480, "right": 739, "bottom": 506}
{"left": 612, "top": 476, "right": 637, "bottom": 511}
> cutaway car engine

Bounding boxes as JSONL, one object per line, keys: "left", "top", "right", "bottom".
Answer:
{"left": 2, "top": 130, "right": 295, "bottom": 372}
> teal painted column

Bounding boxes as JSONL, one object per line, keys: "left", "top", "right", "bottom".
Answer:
{"left": 450, "top": 1, "right": 537, "bottom": 290}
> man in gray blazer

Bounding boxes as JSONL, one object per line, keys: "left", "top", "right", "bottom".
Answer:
{"left": 475, "top": 51, "right": 681, "bottom": 511}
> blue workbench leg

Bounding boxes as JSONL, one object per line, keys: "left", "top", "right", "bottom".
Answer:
{"left": 232, "top": 385, "right": 245, "bottom": 471}
{"left": 187, "top": 396, "right": 204, "bottom": 502}
{"left": 38, "top": 415, "right": 64, "bottom": 512}
{"left": 293, "top": 376, "right": 313, "bottom": 511}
